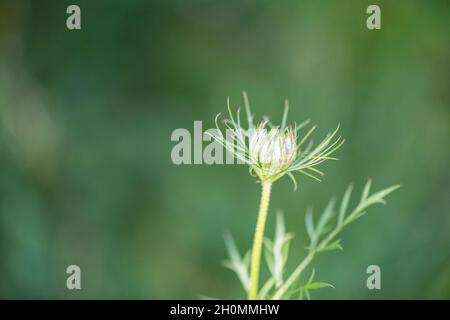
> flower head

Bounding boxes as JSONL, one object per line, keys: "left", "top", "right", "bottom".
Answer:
{"left": 249, "top": 124, "right": 297, "bottom": 182}
{"left": 209, "top": 92, "right": 344, "bottom": 189}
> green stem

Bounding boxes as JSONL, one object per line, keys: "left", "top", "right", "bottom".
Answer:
{"left": 271, "top": 251, "right": 315, "bottom": 300}
{"left": 248, "top": 181, "right": 272, "bottom": 300}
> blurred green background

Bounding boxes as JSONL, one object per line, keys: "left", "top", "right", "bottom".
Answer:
{"left": 0, "top": 0, "right": 449, "bottom": 299}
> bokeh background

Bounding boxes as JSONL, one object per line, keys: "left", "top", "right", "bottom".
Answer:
{"left": 0, "top": 0, "right": 449, "bottom": 299}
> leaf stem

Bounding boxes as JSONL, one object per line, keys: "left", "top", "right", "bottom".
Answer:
{"left": 272, "top": 251, "right": 315, "bottom": 300}
{"left": 248, "top": 181, "right": 272, "bottom": 300}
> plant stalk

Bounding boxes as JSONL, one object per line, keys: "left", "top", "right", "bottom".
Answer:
{"left": 248, "top": 181, "right": 272, "bottom": 300}
{"left": 271, "top": 251, "right": 315, "bottom": 300}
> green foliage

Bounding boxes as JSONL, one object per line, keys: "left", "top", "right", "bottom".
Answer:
{"left": 223, "top": 180, "right": 400, "bottom": 299}
{"left": 222, "top": 233, "right": 251, "bottom": 292}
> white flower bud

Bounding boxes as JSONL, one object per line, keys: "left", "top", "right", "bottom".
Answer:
{"left": 249, "top": 125, "right": 298, "bottom": 182}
